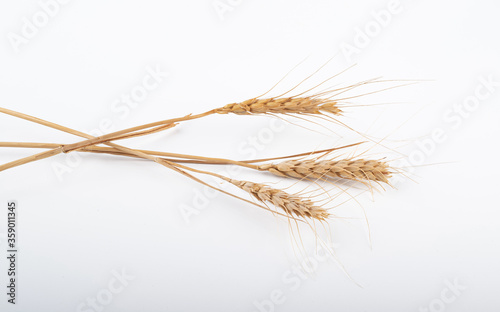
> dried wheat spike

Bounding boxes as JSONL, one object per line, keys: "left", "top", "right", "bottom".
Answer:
{"left": 259, "top": 159, "right": 392, "bottom": 184}
{"left": 215, "top": 97, "right": 341, "bottom": 115}
{"left": 228, "top": 179, "right": 329, "bottom": 221}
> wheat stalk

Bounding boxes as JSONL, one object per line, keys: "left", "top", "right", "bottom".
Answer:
{"left": 0, "top": 69, "right": 404, "bottom": 228}
{"left": 0, "top": 94, "right": 345, "bottom": 172}
{"left": 1, "top": 140, "right": 390, "bottom": 185}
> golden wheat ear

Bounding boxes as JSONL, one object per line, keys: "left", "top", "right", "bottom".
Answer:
{"left": 226, "top": 178, "right": 330, "bottom": 221}
{"left": 258, "top": 159, "right": 392, "bottom": 184}
{"left": 215, "top": 97, "right": 341, "bottom": 116}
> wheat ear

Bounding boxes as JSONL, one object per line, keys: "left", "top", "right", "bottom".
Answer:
{"left": 226, "top": 178, "right": 329, "bottom": 221}
{"left": 215, "top": 97, "right": 341, "bottom": 115}
{"left": 258, "top": 159, "right": 391, "bottom": 184}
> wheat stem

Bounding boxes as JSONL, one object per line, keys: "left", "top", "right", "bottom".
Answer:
{"left": 0, "top": 141, "right": 364, "bottom": 170}
{"left": 0, "top": 106, "right": 215, "bottom": 171}
{"left": 0, "top": 109, "right": 304, "bottom": 221}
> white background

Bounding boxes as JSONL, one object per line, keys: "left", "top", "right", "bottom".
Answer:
{"left": 1, "top": 0, "right": 499, "bottom": 311}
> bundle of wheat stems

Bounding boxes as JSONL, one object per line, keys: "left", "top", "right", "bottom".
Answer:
{"left": 0, "top": 73, "right": 403, "bottom": 244}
